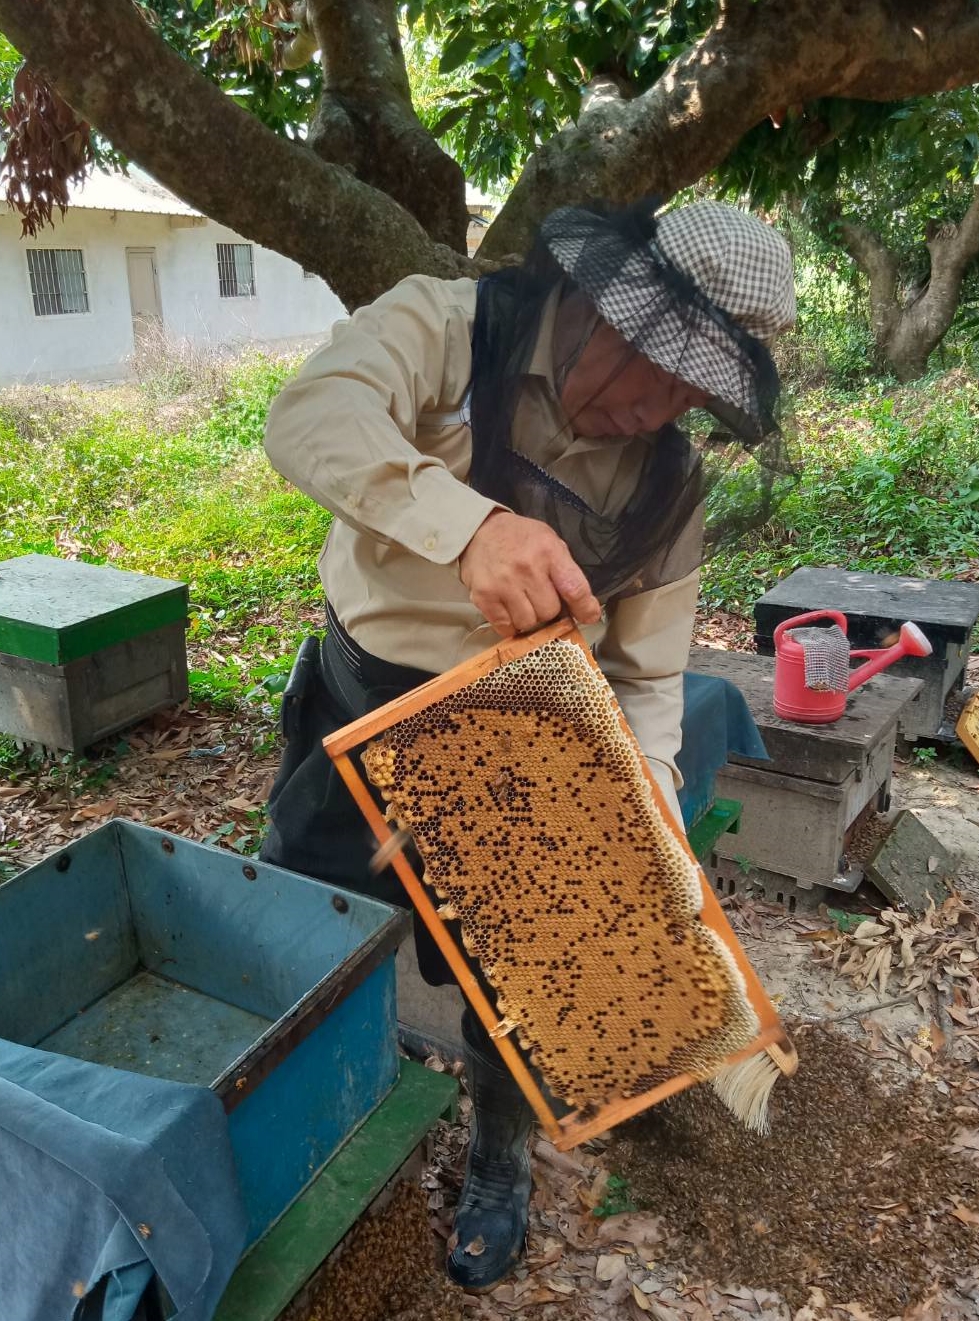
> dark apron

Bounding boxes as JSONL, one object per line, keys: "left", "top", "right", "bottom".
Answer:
{"left": 259, "top": 609, "right": 457, "bottom": 986}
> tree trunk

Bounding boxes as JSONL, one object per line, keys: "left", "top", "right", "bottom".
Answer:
{"left": 837, "top": 191, "right": 979, "bottom": 381}
{"left": 482, "top": 0, "right": 979, "bottom": 259}
{"left": 0, "top": 0, "right": 473, "bottom": 309}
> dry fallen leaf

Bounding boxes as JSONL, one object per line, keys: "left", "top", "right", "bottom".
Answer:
{"left": 842, "top": 1304, "right": 876, "bottom": 1321}
{"left": 632, "top": 1282, "right": 652, "bottom": 1312}
{"left": 581, "top": 1166, "right": 610, "bottom": 1209}
{"left": 464, "top": 1235, "right": 486, "bottom": 1256}
{"left": 949, "top": 1201, "right": 979, "bottom": 1226}
{"left": 542, "top": 1276, "right": 575, "bottom": 1295}
{"left": 596, "top": 1252, "right": 628, "bottom": 1281}
{"left": 596, "top": 1212, "right": 665, "bottom": 1253}
{"left": 949, "top": 1126, "right": 979, "bottom": 1154}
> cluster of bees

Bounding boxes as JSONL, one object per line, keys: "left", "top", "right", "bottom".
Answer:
{"left": 363, "top": 639, "right": 757, "bottom": 1108}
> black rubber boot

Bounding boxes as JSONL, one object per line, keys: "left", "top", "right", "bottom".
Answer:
{"left": 446, "top": 1013, "right": 534, "bottom": 1291}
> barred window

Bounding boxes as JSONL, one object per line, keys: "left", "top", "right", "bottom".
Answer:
{"left": 217, "top": 243, "right": 256, "bottom": 298}
{"left": 26, "top": 249, "right": 90, "bottom": 316}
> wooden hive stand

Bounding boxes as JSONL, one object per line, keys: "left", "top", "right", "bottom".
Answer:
{"left": 753, "top": 567, "right": 979, "bottom": 740}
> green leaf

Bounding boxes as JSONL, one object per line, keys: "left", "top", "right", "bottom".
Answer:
{"left": 430, "top": 104, "right": 470, "bottom": 136}
{"left": 439, "top": 29, "right": 477, "bottom": 74}
{"left": 474, "top": 41, "right": 507, "bottom": 68}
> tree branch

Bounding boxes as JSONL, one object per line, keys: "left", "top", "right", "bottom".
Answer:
{"left": 306, "top": 0, "right": 468, "bottom": 250}
{"left": 835, "top": 218, "right": 901, "bottom": 339}
{"left": 926, "top": 186, "right": 979, "bottom": 280}
{"left": 482, "top": 0, "right": 979, "bottom": 258}
{"left": 0, "top": 0, "right": 473, "bottom": 307}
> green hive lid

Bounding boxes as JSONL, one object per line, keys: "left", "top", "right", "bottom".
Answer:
{"left": 0, "top": 554, "right": 188, "bottom": 665}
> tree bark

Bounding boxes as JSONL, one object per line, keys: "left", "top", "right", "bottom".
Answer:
{"left": 837, "top": 190, "right": 979, "bottom": 381}
{"left": 481, "top": 0, "right": 979, "bottom": 259}
{"left": 0, "top": 0, "right": 473, "bottom": 309}
{"left": 304, "top": 0, "right": 468, "bottom": 252}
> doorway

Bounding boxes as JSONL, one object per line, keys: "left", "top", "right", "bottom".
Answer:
{"left": 126, "top": 247, "right": 163, "bottom": 345}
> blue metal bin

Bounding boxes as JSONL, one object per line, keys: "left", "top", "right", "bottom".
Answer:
{"left": 0, "top": 820, "right": 409, "bottom": 1247}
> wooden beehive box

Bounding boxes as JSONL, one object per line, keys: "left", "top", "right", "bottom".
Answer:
{"left": 0, "top": 553, "right": 189, "bottom": 752}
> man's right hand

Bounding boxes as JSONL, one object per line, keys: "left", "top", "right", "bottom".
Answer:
{"left": 459, "top": 510, "right": 602, "bottom": 637}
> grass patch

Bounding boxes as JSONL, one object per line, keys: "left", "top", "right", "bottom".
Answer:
{"left": 2, "top": 357, "right": 977, "bottom": 741}
{"left": 0, "top": 353, "right": 329, "bottom": 725}
{"left": 702, "top": 371, "right": 979, "bottom": 613}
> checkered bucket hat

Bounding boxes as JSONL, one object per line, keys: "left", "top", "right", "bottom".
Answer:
{"left": 540, "top": 201, "right": 796, "bottom": 443}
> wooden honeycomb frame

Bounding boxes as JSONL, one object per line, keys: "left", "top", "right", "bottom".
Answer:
{"left": 325, "top": 618, "right": 793, "bottom": 1151}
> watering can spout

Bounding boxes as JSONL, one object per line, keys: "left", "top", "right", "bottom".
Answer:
{"left": 847, "top": 620, "right": 932, "bottom": 693}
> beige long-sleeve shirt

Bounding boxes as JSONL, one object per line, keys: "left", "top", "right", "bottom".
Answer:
{"left": 264, "top": 274, "right": 700, "bottom": 823}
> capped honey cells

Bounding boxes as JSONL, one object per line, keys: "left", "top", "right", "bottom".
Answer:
{"left": 362, "top": 638, "right": 759, "bottom": 1109}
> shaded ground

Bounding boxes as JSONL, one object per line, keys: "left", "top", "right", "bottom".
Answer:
{"left": 612, "top": 1027, "right": 978, "bottom": 1314}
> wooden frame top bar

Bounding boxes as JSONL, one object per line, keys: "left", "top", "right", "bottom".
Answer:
{"left": 323, "top": 617, "right": 577, "bottom": 756}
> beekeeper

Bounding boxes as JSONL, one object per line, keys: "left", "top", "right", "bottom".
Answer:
{"left": 260, "top": 198, "right": 795, "bottom": 1291}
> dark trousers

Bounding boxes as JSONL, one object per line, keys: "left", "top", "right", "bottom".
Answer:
{"left": 259, "top": 622, "right": 458, "bottom": 987}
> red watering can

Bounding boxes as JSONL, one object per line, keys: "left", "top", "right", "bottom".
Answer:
{"left": 772, "top": 609, "right": 932, "bottom": 724}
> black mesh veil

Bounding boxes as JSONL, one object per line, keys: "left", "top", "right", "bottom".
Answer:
{"left": 467, "top": 199, "right": 797, "bottom": 601}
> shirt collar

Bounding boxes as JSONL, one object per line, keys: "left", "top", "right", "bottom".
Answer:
{"left": 525, "top": 287, "right": 561, "bottom": 385}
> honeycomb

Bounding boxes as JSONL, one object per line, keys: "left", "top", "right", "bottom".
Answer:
{"left": 362, "top": 638, "right": 759, "bottom": 1108}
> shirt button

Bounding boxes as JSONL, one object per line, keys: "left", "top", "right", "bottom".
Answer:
{"left": 345, "top": 494, "right": 361, "bottom": 511}
{"left": 423, "top": 534, "right": 438, "bottom": 551}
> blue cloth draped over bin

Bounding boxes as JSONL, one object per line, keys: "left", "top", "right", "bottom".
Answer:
{"left": 0, "top": 1039, "right": 247, "bottom": 1321}
{"left": 677, "top": 671, "right": 769, "bottom": 829}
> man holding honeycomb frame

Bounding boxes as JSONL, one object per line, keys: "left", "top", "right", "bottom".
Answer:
{"left": 261, "top": 198, "right": 796, "bottom": 1290}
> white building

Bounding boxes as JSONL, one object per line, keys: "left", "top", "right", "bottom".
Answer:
{"left": 0, "top": 169, "right": 346, "bottom": 385}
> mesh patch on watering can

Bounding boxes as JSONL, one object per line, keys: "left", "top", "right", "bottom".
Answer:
{"left": 787, "top": 624, "right": 850, "bottom": 693}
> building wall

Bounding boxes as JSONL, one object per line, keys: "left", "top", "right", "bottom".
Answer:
{"left": 0, "top": 208, "right": 345, "bottom": 385}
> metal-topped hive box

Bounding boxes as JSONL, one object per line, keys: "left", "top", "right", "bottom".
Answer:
{"left": 0, "top": 553, "right": 189, "bottom": 751}
{"left": 0, "top": 820, "right": 409, "bottom": 1247}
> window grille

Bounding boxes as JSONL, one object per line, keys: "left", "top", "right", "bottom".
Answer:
{"left": 26, "top": 249, "right": 90, "bottom": 316}
{"left": 217, "top": 243, "right": 256, "bottom": 298}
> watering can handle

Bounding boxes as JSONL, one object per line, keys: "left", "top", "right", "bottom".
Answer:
{"left": 773, "top": 610, "right": 848, "bottom": 647}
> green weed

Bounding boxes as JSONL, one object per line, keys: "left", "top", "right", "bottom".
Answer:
{"left": 3, "top": 356, "right": 977, "bottom": 724}
{"left": 703, "top": 372, "right": 979, "bottom": 614}
{"left": 1, "top": 355, "right": 328, "bottom": 711}
{"left": 911, "top": 745, "right": 939, "bottom": 766}
{"left": 594, "top": 1174, "right": 638, "bottom": 1219}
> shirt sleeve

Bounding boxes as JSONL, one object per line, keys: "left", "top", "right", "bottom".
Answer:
{"left": 263, "top": 274, "right": 504, "bottom": 566}
{"left": 594, "top": 565, "right": 700, "bottom": 830}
